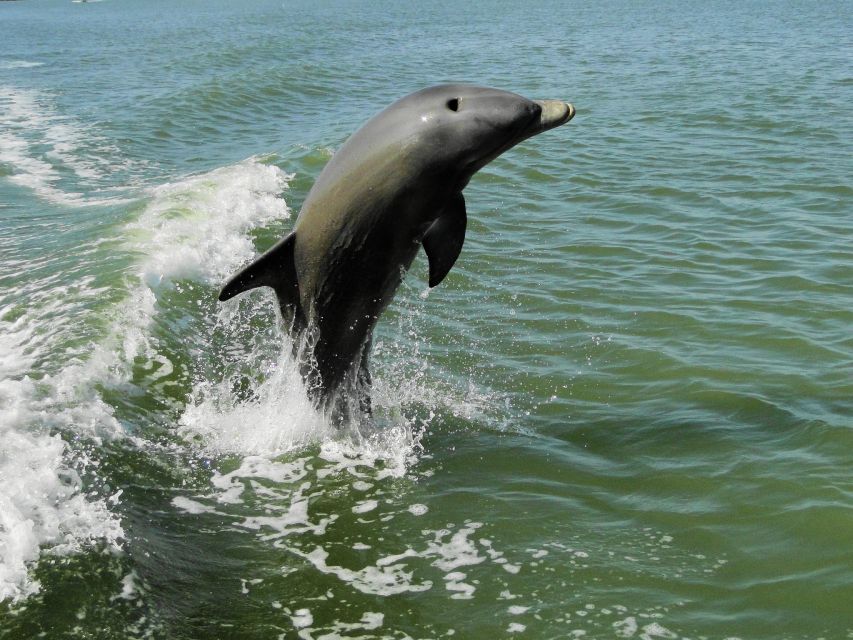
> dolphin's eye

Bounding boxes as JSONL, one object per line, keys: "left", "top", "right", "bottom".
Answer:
{"left": 446, "top": 98, "right": 460, "bottom": 112}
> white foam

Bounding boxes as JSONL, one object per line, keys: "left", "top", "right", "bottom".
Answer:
{"left": 639, "top": 623, "right": 678, "bottom": 639}
{"left": 0, "top": 416, "right": 123, "bottom": 602}
{"left": 0, "top": 85, "right": 135, "bottom": 207}
{"left": 613, "top": 616, "right": 638, "bottom": 638}
{"left": 0, "top": 304, "right": 37, "bottom": 379}
{"left": 171, "top": 496, "right": 216, "bottom": 515}
{"left": 180, "top": 364, "right": 423, "bottom": 466}
{"left": 290, "top": 521, "right": 494, "bottom": 599}
{"left": 0, "top": 157, "right": 293, "bottom": 603}
{"left": 0, "top": 262, "right": 126, "bottom": 603}
{"left": 179, "top": 347, "right": 328, "bottom": 457}
{"left": 289, "top": 607, "right": 313, "bottom": 628}
{"left": 111, "top": 570, "right": 141, "bottom": 602}
{"left": 358, "top": 612, "right": 384, "bottom": 629}
{"left": 154, "top": 159, "right": 365, "bottom": 458}
{"left": 318, "top": 437, "right": 417, "bottom": 481}
{"left": 43, "top": 158, "right": 294, "bottom": 437}
{"left": 241, "top": 484, "right": 337, "bottom": 539}
{"left": 0, "top": 298, "right": 124, "bottom": 602}
{"left": 212, "top": 456, "right": 310, "bottom": 495}
{"left": 181, "top": 433, "right": 529, "bottom": 606}
{"left": 63, "top": 159, "right": 296, "bottom": 447}
{"left": 298, "top": 545, "right": 433, "bottom": 596}
{"left": 173, "top": 180, "right": 505, "bottom": 462}
{"left": 178, "top": 451, "right": 512, "bottom": 601}
{"left": 427, "top": 523, "right": 486, "bottom": 572}
{"left": 288, "top": 610, "right": 385, "bottom": 639}
{"left": 131, "top": 159, "right": 292, "bottom": 287}
{"left": 0, "top": 61, "right": 45, "bottom": 69}
{"left": 352, "top": 500, "right": 378, "bottom": 514}
{"left": 443, "top": 571, "right": 475, "bottom": 599}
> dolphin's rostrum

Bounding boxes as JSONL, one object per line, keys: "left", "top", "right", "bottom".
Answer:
{"left": 219, "top": 84, "right": 575, "bottom": 422}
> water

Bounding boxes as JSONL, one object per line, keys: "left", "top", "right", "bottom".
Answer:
{"left": 1, "top": 0, "right": 851, "bottom": 637}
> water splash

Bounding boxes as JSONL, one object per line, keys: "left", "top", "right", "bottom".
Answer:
{"left": 0, "top": 157, "right": 293, "bottom": 603}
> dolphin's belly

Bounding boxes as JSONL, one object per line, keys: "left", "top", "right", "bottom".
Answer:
{"left": 297, "top": 212, "right": 421, "bottom": 391}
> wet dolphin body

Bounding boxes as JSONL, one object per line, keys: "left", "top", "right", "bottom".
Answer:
{"left": 219, "top": 84, "right": 575, "bottom": 421}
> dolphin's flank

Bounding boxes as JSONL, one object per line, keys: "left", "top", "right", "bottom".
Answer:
{"left": 219, "top": 84, "right": 575, "bottom": 423}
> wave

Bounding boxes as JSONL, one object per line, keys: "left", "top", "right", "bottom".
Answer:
{"left": 0, "top": 157, "right": 293, "bottom": 603}
{"left": 0, "top": 85, "right": 137, "bottom": 207}
{"left": 0, "top": 61, "right": 44, "bottom": 70}
{"left": 1, "top": 149, "right": 501, "bottom": 606}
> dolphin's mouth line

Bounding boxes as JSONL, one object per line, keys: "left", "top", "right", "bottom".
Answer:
{"left": 463, "top": 101, "right": 574, "bottom": 176}
{"left": 515, "top": 100, "right": 574, "bottom": 145}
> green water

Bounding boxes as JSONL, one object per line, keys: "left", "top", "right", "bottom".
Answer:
{"left": 1, "top": 0, "right": 851, "bottom": 638}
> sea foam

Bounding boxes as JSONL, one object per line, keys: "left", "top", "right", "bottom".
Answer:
{"left": 0, "top": 85, "right": 134, "bottom": 207}
{"left": 0, "top": 157, "right": 293, "bottom": 602}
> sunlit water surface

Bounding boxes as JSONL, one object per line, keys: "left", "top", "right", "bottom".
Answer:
{"left": 1, "top": 1, "right": 851, "bottom": 638}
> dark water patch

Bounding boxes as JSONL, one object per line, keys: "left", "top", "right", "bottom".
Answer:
{"left": 783, "top": 181, "right": 853, "bottom": 197}
{"left": 0, "top": 550, "right": 157, "bottom": 639}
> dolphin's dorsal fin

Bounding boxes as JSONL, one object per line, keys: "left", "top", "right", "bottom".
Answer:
{"left": 422, "top": 192, "right": 467, "bottom": 287}
{"left": 218, "top": 232, "right": 304, "bottom": 328}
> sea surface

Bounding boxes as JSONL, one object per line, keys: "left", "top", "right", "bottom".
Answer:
{"left": 1, "top": 1, "right": 851, "bottom": 638}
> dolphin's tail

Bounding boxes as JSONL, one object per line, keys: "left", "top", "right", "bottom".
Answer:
{"left": 218, "top": 231, "right": 305, "bottom": 332}
{"left": 317, "top": 348, "right": 373, "bottom": 428}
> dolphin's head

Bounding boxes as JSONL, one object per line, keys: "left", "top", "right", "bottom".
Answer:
{"left": 389, "top": 84, "right": 575, "bottom": 186}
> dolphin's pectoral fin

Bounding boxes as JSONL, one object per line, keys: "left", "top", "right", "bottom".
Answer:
{"left": 422, "top": 192, "right": 467, "bottom": 288}
{"left": 218, "top": 231, "right": 304, "bottom": 329}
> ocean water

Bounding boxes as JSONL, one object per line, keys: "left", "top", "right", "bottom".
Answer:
{"left": 1, "top": 0, "right": 851, "bottom": 637}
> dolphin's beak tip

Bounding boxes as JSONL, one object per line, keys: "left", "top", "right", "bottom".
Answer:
{"left": 534, "top": 99, "right": 575, "bottom": 131}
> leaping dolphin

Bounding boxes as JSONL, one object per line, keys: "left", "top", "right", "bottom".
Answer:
{"left": 218, "top": 84, "right": 575, "bottom": 422}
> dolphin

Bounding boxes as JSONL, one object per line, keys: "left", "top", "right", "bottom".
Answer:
{"left": 218, "top": 84, "right": 574, "bottom": 422}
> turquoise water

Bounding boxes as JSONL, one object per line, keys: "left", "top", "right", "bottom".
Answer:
{"left": 1, "top": 0, "right": 851, "bottom": 638}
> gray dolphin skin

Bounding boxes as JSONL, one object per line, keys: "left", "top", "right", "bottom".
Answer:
{"left": 218, "top": 84, "right": 575, "bottom": 421}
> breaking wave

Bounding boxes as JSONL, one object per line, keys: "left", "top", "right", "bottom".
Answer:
{"left": 0, "top": 157, "right": 294, "bottom": 602}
